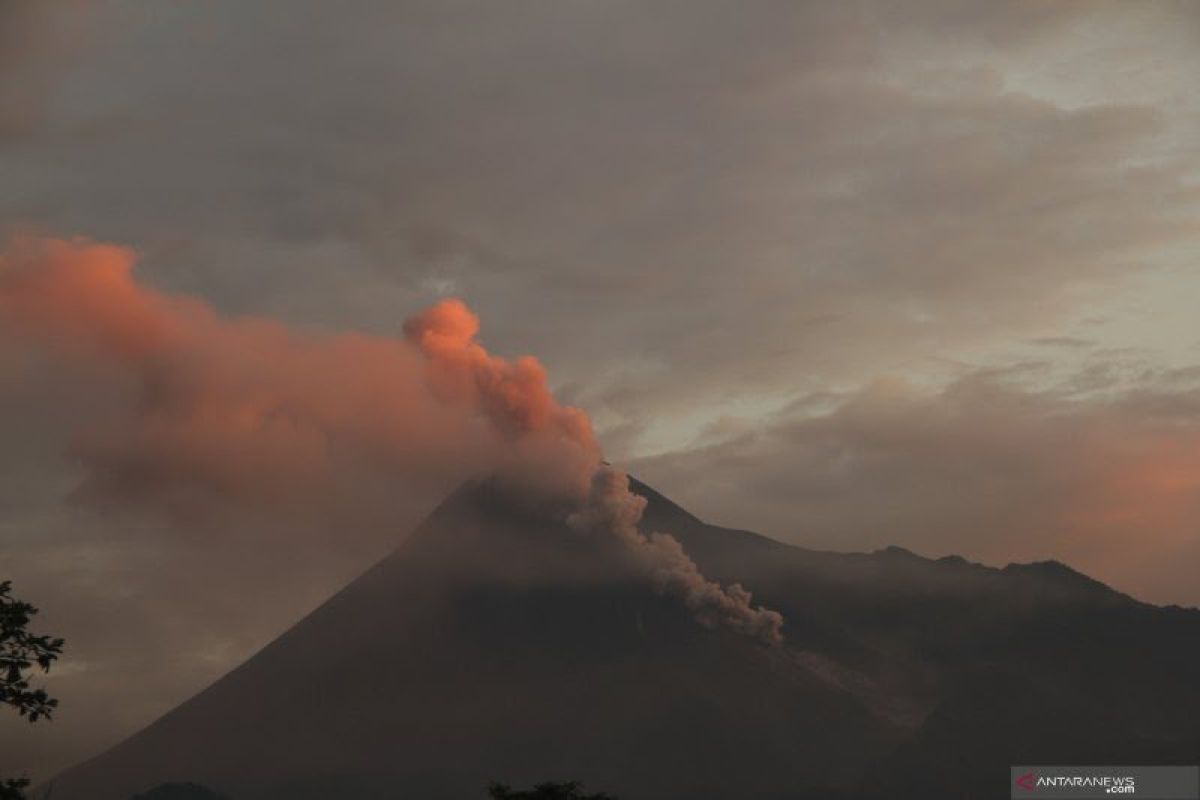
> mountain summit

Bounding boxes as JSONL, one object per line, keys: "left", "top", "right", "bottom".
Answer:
{"left": 41, "top": 479, "right": 1200, "bottom": 799}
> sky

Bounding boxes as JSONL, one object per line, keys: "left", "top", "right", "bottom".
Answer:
{"left": 1, "top": 0, "right": 1198, "bottom": 780}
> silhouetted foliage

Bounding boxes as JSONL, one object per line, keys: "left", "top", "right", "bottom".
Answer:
{"left": 1, "top": 580, "right": 65, "bottom": 800}
{"left": 0, "top": 779, "right": 31, "bottom": 800}
{"left": 129, "top": 782, "right": 231, "bottom": 800}
{"left": 487, "top": 780, "right": 617, "bottom": 800}
{"left": 1, "top": 581, "right": 63, "bottom": 722}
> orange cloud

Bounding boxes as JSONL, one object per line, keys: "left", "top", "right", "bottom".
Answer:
{"left": 0, "top": 238, "right": 190, "bottom": 359}
{"left": 0, "top": 237, "right": 555, "bottom": 512}
{"left": 0, "top": 235, "right": 783, "bottom": 641}
{"left": 404, "top": 298, "right": 596, "bottom": 453}
{"left": 1060, "top": 432, "right": 1200, "bottom": 550}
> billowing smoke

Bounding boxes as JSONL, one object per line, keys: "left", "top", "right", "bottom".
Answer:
{"left": 0, "top": 236, "right": 783, "bottom": 643}
{"left": 570, "top": 466, "right": 784, "bottom": 643}
{"left": 404, "top": 298, "right": 784, "bottom": 644}
{"left": 0, "top": 237, "right": 498, "bottom": 523}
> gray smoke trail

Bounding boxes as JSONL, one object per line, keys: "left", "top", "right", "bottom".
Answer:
{"left": 569, "top": 465, "right": 784, "bottom": 645}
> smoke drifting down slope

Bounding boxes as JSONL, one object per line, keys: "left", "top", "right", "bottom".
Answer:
{"left": 0, "top": 236, "right": 782, "bottom": 643}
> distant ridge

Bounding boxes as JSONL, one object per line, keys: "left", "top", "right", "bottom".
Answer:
{"left": 40, "top": 478, "right": 1200, "bottom": 800}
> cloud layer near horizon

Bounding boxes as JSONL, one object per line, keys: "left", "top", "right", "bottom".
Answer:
{"left": 635, "top": 366, "right": 1200, "bottom": 608}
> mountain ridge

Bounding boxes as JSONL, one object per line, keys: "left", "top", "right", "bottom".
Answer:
{"left": 37, "top": 477, "right": 1200, "bottom": 799}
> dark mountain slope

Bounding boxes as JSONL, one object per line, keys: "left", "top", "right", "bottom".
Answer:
{"left": 41, "top": 478, "right": 1200, "bottom": 800}
{"left": 631, "top": 478, "right": 1200, "bottom": 798}
{"left": 42, "top": 481, "right": 893, "bottom": 800}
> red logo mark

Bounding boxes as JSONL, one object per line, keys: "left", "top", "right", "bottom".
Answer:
{"left": 1015, "top": 772, "right": 1037, "bottom": 792}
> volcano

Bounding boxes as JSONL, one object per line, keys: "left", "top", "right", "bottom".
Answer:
{"left": 40, "top": 479, "right": 1200, "bottom": 799}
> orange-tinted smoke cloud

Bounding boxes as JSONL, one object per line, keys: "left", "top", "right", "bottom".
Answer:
{"left": 403, "top": 300, "right": 596, "bottom": 450}
{"left": 0, "top": 236, "right": 783, "bottom": 643}
{"left": 0, "top": 238, "right": 192, "bottom": 359}
{"left": 406, "top": 300, "right": 782, "bottom": 642}
{"left": 401, "top": 297, "right": 602, "bottom": 500}
{"left": 0, "top": 237, "right": 502, "bottom": 511}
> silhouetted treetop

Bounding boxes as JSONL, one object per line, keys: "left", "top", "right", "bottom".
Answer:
{"left": 128, "top": 782, "right": 231, "bottom": 800}
{"left": 0, "top": 779, "right": 32, "bottom": 800}
{"left": 1, "top": 580, "right": 64, "bottom": 723}
{"left": 1, "top": 580, "right": 65, "bottom": 800}
{"left": 488, "top": 780, "right": 617, "bottom": 800}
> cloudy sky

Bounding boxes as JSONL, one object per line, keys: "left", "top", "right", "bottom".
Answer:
{"left": 2, "top": 0, "right": 1199, "bottom": 780}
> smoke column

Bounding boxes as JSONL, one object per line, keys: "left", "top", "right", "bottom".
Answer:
{"left": 404, "top": 298, "right": 784, "bottom": 643}
{"left": 569, "top": 466, "right": 784, "bottom": 643}
{"left": 1, "top": 236, "right": 783, "bottom": 643}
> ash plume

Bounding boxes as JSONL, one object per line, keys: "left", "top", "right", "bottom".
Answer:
{"left": 0, "top": 235, "right": 784, "bottom": 643}
{"left": 570, "top": 465, "right": 784, "bottom": 644}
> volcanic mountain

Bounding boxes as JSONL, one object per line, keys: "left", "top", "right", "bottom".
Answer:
{"left": 40, "top": 479, "right": 1200, "bottom": 799}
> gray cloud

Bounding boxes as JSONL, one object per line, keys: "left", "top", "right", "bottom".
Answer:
{"left": 633, "top": 364, "right": 1200, "bottom": 609}
{"left": 0, "top": 0, "right": 56, "bottom": 138}
{"left": 1, "top": 0, "right": 1195, "bottom": 443}
{"left": 0, "top": 0, "right": 93, "bottom": 139}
